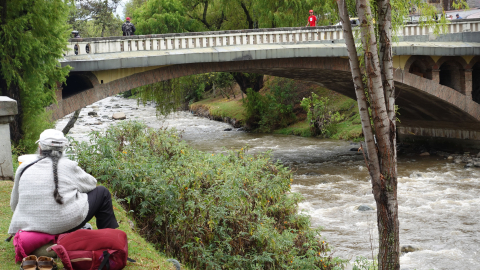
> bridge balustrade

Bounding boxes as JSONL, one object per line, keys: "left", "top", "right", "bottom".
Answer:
{"left": 66, "top": 19, "right": 480, "bottom": 56}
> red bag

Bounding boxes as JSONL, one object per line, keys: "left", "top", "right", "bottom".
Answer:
{"left": 50, "top": 229, "right": 128, "bottom": 270}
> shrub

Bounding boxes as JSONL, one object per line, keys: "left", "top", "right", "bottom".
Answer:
{"left": 72, "top": 121, "right": 344, "bottom": 269}
{"left": 300, "top": 93, "right": 344, "bottom": 138}
{"left": 243, "top": 78, "right": 297, "bottom": 132}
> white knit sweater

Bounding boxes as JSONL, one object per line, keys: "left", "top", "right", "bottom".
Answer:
{"left": 9, "top": 156, "right": 97, "bottom": 235}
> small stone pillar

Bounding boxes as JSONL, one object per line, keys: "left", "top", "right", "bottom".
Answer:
{"left": 0, "top": 96, "right": 18, "bottom": 181}
{"left": 465, "top": 69, "right": 473, "bottom": 100}
{"left": 432, "top": 69, "right": 440, "bottom": 84}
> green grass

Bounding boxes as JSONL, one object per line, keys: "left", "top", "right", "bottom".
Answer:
{"left": 191, "top": 96, "right": 246, "bottom": 123}
{"left": 0, "top": 181, "right": 178, "bottom": 270}
{"left": 274, "top": 121, "right": 312, "bottom": 137}
{"left": 191, "top": 80, "right": 364, "bottom": 141}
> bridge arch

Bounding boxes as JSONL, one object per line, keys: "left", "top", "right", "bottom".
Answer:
{"left": 472, "top": 58, "right": 480, "bottom": 104}
{"left": 48, "top": 57, "right": 480, "bottom": 127}
{"left": 436, "top": 56, "right": 468, "bottom": 94}
{"left": 404, "top": 55, "right": 436, "bottom": 80}
{"left": 62, "top": 72, "right": 98, "bottom": 99}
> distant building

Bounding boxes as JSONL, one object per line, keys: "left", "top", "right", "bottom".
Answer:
{"left": 426, "top": 0, "right": 479, "bottom": 11}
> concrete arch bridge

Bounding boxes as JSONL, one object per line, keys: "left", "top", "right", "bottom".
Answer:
{"left": 54, "top": 19, "right": 480, "bottom": 144}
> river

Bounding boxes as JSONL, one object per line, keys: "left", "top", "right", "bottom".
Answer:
{"left": 55, "top": 96, "right": 480, "bottom": 270}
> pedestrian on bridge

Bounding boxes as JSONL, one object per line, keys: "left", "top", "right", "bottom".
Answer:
{"left": 122, "top": 17, "right": 136, "bottom": 36}
{"left": 306, "top": 10, "right": 317, "bottom": 27}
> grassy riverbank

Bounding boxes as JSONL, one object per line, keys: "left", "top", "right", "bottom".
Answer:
{"left": 72, "top": 121, "right": 345, "bottom": 269}
{"left": 190, "top": 77, "right": 363, "bottom": 141}
{"left": 0, "top": 181, "right": 178, "bottom": 270}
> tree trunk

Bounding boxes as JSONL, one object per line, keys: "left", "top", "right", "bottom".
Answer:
{"left": 377, "top": 0, "right": 395, "bottom": 121}
{"left": 62, "top": 108, "right": 82, "bottom": 135}
{"left": 337, "top": 0, "right": 399, "bottom": 268}
{"left": 335, "top": 0, "right": 380, "bottom": 179}
{"left": 230, "top": 72, "right": 264, "bottom": 94}
{"left": 357, "top": 0, "right": 399, "bottom": 268}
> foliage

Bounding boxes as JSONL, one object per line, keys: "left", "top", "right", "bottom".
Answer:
{"left": 68, "top": 0, "right": 123, "bottom": 37}
{"left": 300, "top": 93, "right": 344, "bottom": 138}
{"left": 352, "top": 256, "right": 378, "bottom": 270}
{"left": 243, "top": 78, "right": 297, "bottom": 132}
{"left": 132, "top": 0, "right": 205, "bottom": 34}
{"left": 72, "top": 121, "right": 345, "bottom": 269}
{"left": 0, "top": 0, "right": 71, "bottom": 152}
{"left": 133, "top": 72, "right": 235, "bottom": 116}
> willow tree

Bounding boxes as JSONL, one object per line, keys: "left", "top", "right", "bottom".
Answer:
{"left": 335, "top": 0, "right": 467, "bottom": 268}
{"left": 128, "top": 0, "right": 338, "bottom": 113}
{"left": 0, "top": 0, "right": 71, "bottom": 151}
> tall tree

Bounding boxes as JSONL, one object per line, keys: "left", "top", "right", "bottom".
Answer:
{"left": 129, "top": 0, "right": 339, "bottom": 94}
{"left": 0, "top": 0, "right": 71, "bottom": 150}
{"left": 70, "top": 0, "right": 122, "bottom": 37}
{"left": 336, "top": 0, "right": 468, "bottom": 268}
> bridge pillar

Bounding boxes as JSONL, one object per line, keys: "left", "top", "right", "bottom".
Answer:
{"left": 432, "top": 69, "right": 440, "bottom": 84}
{"left": 0, "top": 96, "right": 18, "bottom": 181}
{"left": 465, "top": 69, "right": 473, "bottom": 99}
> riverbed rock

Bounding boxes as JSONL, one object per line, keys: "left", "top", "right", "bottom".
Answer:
{"left": 454, "top": 158, "right": 462, "bottom": 164}
{"left": 112, "top": 112, "right": 126, "bottom": 120}
{"left": 350, "top": 148, "right": 359, "bottom": 151}
{"left": 419, "top": 152, "right": 430, "bottom": 156}
{"left": 474, "top": 162, "right": 480, "bottom": 167}
{"left": 224, "top": 128, "right": 232, "bottom": 131}
{"left": 401, "top": 245, "right": 420, "bottom": 253}
{"left": 447, "top": 156, "right": 453, "bottom": 160}
{"left": 88, "top": 111, "right": 98, "bottom": 116}
{"left": 357, "top": 205, "right": 374, "bottom": 211}
{"left": 101, "top": 115, "right": 109, "bottom": 119}
{"left": 465, "top": 163, "right": 473, "bottom": 168}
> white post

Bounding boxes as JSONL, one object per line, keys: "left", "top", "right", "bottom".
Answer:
{"left": 0, "top": 97, "right": 18, "bottom": 181}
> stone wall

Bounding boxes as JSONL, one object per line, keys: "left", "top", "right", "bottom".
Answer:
{"left": 467, "top": 0, "right": 479, "bottom": 8}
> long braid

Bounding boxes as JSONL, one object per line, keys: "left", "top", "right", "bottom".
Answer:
{"left": 40, "top": 148, "right": 64, "bottom": 204}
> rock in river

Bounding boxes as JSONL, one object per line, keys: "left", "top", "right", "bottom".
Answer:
{"left": 401, "top": 245, "right": 420, "bottom": 253}
{"left": 112, "top": 112, "right": 126, "bottom": 120}
{"left": 88, "top": 111, "right": 98, "bottom": 116}
{"left": 357, "top": 205, "right": 374, "bottom": 211}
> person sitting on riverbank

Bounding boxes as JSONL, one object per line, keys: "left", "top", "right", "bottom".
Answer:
{"left": 8, "top": 129, "right": 119, "bottom": 236}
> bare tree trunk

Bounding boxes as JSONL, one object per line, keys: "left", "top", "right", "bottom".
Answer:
{"left": 62, "top": 108, "right": 82, "bottom": 135}
{"left": 336, "top": 0, "right": 380, "bottom": 180}
{"left": 337, "top": 0, "right": 399, "bottom": 268}
{"left": 377, "top": 0, "right": 395, "bottom": 121}
{"left": 357, "top": 0, "right": 399, "bottom": 269}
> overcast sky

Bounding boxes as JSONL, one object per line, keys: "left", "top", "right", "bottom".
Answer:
{"left": 114, "top": 0, "right": 128, "bottom": 19}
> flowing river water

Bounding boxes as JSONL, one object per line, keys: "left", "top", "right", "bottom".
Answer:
{"left": 55, "top": 96, "right": 480, "bottom": 270}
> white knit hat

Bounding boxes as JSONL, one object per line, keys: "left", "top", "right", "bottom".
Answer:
{"left": 36, "top": 129, "right": 68, "bottom": 149}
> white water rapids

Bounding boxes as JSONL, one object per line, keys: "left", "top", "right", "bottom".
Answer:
{"left": 56, "top": 96, "right": 480, "bottom": 270}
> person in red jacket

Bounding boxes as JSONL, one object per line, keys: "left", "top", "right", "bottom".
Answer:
{"left": 306, "top": 10, "right": 317, "bottom": 27}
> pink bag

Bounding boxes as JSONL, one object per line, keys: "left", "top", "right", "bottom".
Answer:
{"left": 13, "top": 230, "right": 58, "bottom": 263}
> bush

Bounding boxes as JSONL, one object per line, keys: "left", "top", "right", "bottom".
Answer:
{"left": 72, "top": 121, "right": 344, "bottom": 269}
{"left": 300, "top": 93, "right": 344, "bottom": 138}
{"left": 243, "top": 78, "right": 297, "bottom": 132}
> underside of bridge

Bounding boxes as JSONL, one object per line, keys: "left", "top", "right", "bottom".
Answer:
{"left": 50, "top": 56, "right": 480, "bottom": 143}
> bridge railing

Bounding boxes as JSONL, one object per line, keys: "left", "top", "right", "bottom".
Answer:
{"left": 65, "top": 18, "right": 480, "bottom": 56}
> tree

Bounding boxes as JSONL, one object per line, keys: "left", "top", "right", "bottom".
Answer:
{"left": 129, "top": 0, "right": 340, "bottom": 95}
{"left": 335, "top": 0, "right": 468, "bottom": 268}
{"left": 69, "top": 0, "right": 123, "bottom": 37}
{"left": 0, "top": 0, "right": 71, "bottom": 151}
